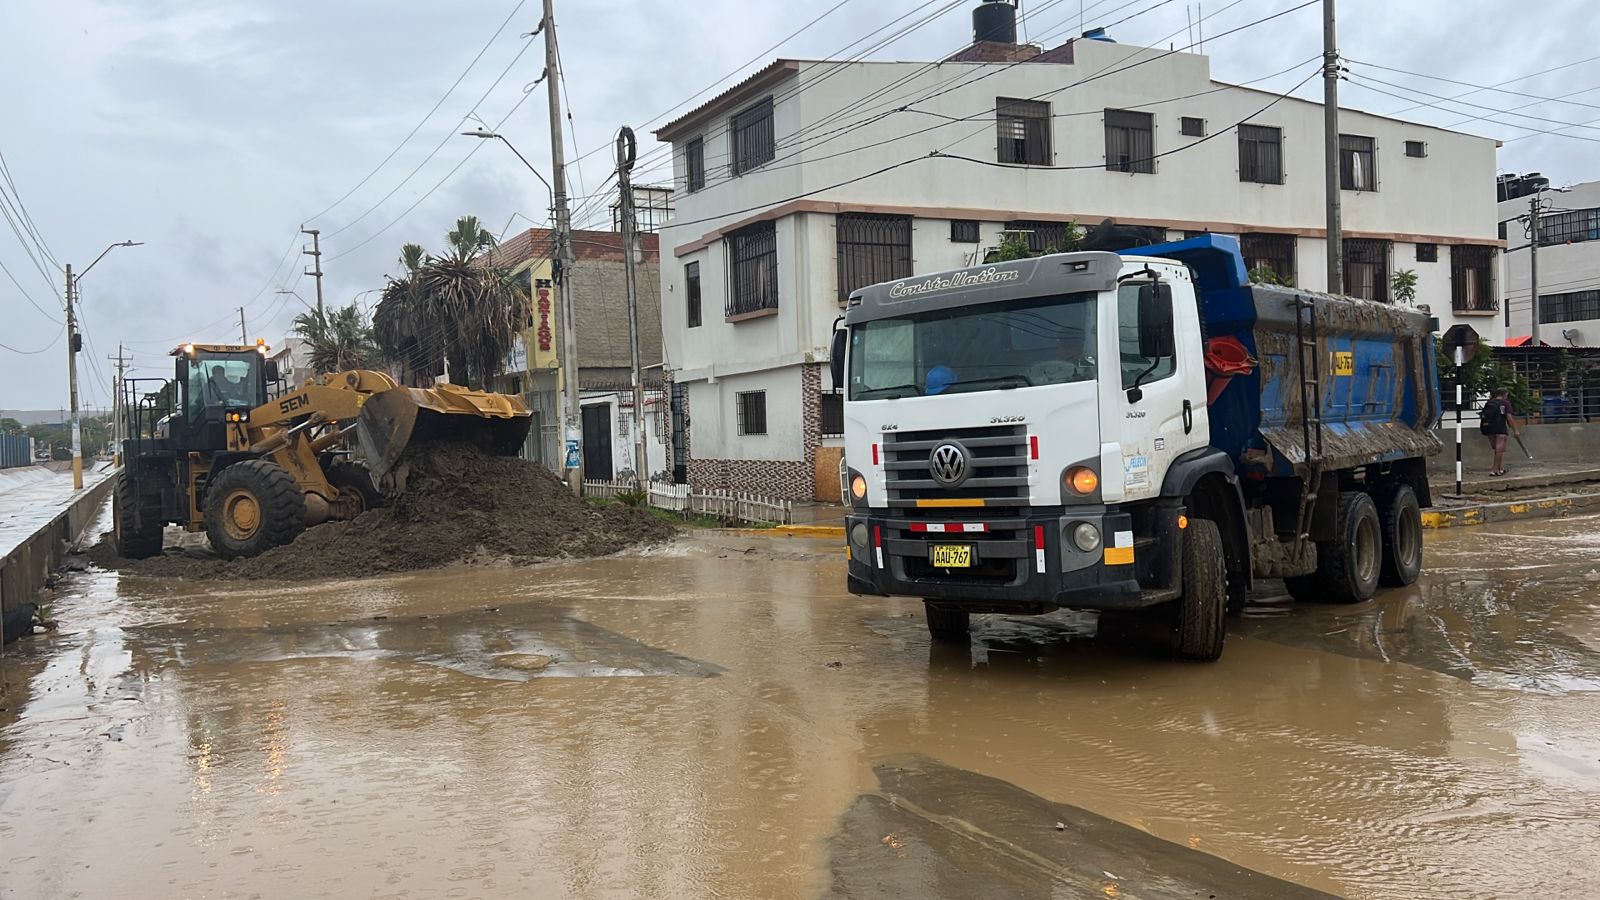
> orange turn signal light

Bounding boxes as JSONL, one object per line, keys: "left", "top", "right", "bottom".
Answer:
{"left": 1177, "top": 514, "right": 1189, "bottom": 530}
{"left": 850, "top": 474, "right": 868, "bottom": 499}
{"left": 1065, "top": 466, "right": 1099, "bottom": 495}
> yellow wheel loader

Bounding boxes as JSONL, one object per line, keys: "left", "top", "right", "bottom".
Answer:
{"left": 115, "top": 342, "right": 531, "bottom": 560}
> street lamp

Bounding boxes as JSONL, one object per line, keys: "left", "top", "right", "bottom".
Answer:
{"left": 275, "top": 289, "right": 318, "bottom": 316}
{"left": 67, "top": 240, "right": 143, "bottom": 488}
{"left": 461, "top": 129, "right": 554, "bottom": 210}
{"left": 462, "top": 128, "right": 578, "bottom": 486}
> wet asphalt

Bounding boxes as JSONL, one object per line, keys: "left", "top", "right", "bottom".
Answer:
{"left": 1, "top": 508, "right": 1598, "bottom": 899}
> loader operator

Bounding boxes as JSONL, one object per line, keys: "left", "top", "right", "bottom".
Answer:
{"left": 206, "top": 365, "right": 251, "bottom": 406}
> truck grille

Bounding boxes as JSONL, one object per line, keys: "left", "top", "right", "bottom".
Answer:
{"left": 883, "top": 425, "right": 1030, "bottom": 503}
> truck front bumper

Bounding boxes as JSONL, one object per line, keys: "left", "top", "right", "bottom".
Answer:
{"left": 845, "top": 505, "right": 1181, "bottom": 614}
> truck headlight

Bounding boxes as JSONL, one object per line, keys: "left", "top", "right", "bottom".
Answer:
{"left": 1071, "top": 522, "right": 1101, "bottom": 552}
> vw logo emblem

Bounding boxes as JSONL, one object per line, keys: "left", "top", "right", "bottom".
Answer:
{"left": 929, "top": 442, "right": 969, "bottom": 487}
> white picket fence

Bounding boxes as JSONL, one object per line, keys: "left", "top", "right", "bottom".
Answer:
{"left": 583, "top": 480, "right": 792, "bottom": 525}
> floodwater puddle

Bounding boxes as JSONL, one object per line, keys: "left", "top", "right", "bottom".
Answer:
{"left": 134, "top": 602, "right": 723, "bottom": 682}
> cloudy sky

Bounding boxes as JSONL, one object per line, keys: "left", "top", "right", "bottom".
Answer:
{"left": 3, "top": 0, "right": 1595, "bottom": 411}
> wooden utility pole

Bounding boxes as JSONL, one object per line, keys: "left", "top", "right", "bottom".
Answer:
{"left": 1322, "top": 0, "right": 1343, "bottom": 294}
{"left": 302, "top": 227, "right": 325, "bottom": 320}
{"left": 109, "top": 343, "right": 126, "bottom": 466}
{"left": 542, "top": 0, "right": 583, "bottom": 494}
{"left": 615, "top": 126, "right": 648, "bottom": 490}
{"left": 64, "top": 263, "right": 83, "bottom": 489}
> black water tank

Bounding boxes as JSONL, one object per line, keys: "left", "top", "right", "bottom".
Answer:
{"left": 973, "top": 0, "right": 1018, "bottom": 43}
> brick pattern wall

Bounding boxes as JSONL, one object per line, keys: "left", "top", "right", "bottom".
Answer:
{"left": 800, "top": 363, "right": 823, "bottom": 501}
{"left": 687, "top": 458, "right": 814, "bottom": 500}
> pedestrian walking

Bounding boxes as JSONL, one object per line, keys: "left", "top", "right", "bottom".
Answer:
{"left": 1479, "top": 388, "right": 1521, "bottom": 476}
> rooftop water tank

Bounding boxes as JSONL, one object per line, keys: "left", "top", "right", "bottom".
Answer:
{"left": 973, "top": 0, "right": 1018, "bottom": 43}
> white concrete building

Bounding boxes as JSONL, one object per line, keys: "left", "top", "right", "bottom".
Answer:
{"left": 1500, "top": 176, "right": 1600, "bottom": 345}
{"left": 655, "top": 6, "right": 1503, "bottom": 500}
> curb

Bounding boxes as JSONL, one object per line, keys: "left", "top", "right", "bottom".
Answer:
{"left": 771, "top": 524, "right": 845, "bottom": 538}
{"left": 1422, "top": 492, "right": 1600, "bottom": 529}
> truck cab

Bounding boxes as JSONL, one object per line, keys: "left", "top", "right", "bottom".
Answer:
{"left": 835, "top": 236, "right": 1438, "bottom": 660}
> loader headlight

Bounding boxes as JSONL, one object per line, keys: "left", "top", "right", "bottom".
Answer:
{"left": 1071, "top": 522, "right": 1101, "bottom": 552}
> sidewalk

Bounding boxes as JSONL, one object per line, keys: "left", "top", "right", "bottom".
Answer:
{"left": 0, "top": 464, "right": 115, "bottom": 559}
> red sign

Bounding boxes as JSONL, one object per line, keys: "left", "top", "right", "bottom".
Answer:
{"left": 536, "top": 287, "right": 553, "bottom": 352}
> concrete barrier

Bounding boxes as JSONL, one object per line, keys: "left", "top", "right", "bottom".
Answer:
{"left": 0, "top": 473, "right": 115, "bottom": 641}
{"left": 1428, "top": 421, "right": 1600, "bottom": 479}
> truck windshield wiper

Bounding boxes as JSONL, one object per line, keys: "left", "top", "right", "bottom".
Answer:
{"left": 856, "top": 382, "right": 921, "bottom": 400}
{"left": 942, "top": 374, "right": 1033, "bottom": 392}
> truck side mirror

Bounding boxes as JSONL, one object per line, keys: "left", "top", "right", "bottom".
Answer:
{"left": 829, "top": 328, "right": 847, "bottom": 390}
{"left": 1137, "top": 283, "right": 1175, "bottom": 359}
{"left": 264, "top": 359, "right": 281, "bottom": 383}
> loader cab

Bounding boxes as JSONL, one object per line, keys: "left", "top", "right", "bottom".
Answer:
{"left": 170, "top": 344, "right": 273, "bottom": 451}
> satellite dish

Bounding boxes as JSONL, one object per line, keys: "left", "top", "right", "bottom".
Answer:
{"left": 1563, "top": 328, "right": 1581, "bottom": 347}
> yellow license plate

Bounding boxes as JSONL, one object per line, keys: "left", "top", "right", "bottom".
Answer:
{"left": 930, "top": 545, "right": 973, "bottom": 568}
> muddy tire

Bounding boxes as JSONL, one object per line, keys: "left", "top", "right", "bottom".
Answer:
{"left": 924, "top": 602, "right": 970, "bottom": 644}
{"left": 114, "top": 470, "right": 163, "bottom": 559}
{"left": 1375, "top": 484, "right": 1422, "bottom": 587}
{"left": 1174, "top": 518, "right": 1227, "bottom": 661}
{"left": 204, "top": 460, "right": 306, "bottom": 560}
{"left": 326, "top": 460, "right": 383, "bottom": 515}
{"left": 1284, "top": 491, "right": 1381, "bottom": 604}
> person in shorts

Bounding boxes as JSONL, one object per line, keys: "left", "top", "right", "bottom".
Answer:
{"left": 1479, "top": 388, "right": 1521, "bottom": 476}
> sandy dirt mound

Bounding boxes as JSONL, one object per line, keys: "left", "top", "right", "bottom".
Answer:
{"left": 89, "top": 443, "right": 677, "bottom": 581}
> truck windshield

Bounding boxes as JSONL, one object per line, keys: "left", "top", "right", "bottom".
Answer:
{"left": 187, "top": 355, "right": 262, "bottom": 416}
{"left": 848, "top": 292, "right": 1097, "bottom": 401}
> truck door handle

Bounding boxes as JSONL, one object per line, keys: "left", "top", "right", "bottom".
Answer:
{"left": 1182, "top": 399, "right": 1194, "bottom": 434}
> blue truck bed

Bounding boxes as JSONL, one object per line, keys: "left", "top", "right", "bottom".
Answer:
{"left": 1123, "top": 234, "right": 1441, "bottom": 478}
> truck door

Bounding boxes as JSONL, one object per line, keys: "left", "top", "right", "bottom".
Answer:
{"left": 1102, "top": 276, "right": 1209, "bottom": 502}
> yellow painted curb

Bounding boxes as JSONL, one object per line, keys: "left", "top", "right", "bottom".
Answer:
{"left": 773, "top": 524, "right": 846, "bottom": 538}
{"left": 1422, "top": 495, "right": 1589, "bottom": 529}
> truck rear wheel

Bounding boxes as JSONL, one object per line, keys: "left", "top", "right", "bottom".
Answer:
{"left": 1174, "top": 518, "right": 1227, "bottom": 661}
{"left": 924, "top": 602, "right": 970, "bottom": 644}
{"left": 1376, "top": 484, "right": 1422, "bottom": 587}
{"left": 1285, "top": 491, "right": 1381, "bottom": 604}
{"left": 204, "top": 460, "right": 307, "bottom": 560}
{"left": 114, "top": 470, "right": 164, "bottom": 559}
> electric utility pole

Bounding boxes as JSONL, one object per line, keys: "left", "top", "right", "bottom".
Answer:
{"left": 543, "top": 0, "right": 583, "bottom": 494}
{"left": 239, "top": 307, "right": 249, "bottom": 345}
{"left": 1529, "top": 191, "right": 1542, "bottom": 346}
{"left": 64, "top": 263, "right": 83, "bottom": 488}
{"left": 1322, "top": 0, "right": 1343, "bottom": 294}
{"left": 615, "top": 126, "right": 648, "bottom": 491}
{"left": 302, "top": 226, "right": 325, "bottom": 320}
{"left": 109, "top": 343, "right": 126, "bottom": 466}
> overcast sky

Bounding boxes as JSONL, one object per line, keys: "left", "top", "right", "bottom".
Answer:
{"left": 2, "top": 0, "right": 1595, "bottom": 411}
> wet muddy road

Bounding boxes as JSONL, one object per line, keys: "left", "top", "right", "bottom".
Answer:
{"left": 3, "top": 511, "right": 1599, "bottom": 898}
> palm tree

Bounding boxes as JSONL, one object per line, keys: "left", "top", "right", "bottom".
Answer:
{"left": 372, "top": 215, "right": 526, "bottom": 389}
{"left": 292, "top": 303, "right": 378, "bottom": 374}
{"left": 445, "top": 215, "right": 496, "bottom": 259}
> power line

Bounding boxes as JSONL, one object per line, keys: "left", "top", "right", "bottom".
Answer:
{"left": 0, "top": 148, "right": 60, "bottom": 268}
{"left": 0, "top": 184, "right": 60, "bottom": 296}
{"left": 1373, "top": 53, "right": 1600, "bottom": 120}
{"left": 305, "top": 0, "right": 530, "bottom": 225}
{"left": 1341, "top": 75, "right": 1600, "bottom": 144}
{"left": 325, "top": 35, "right": 537, "bottom": 241}
{"left": 1343, "top": 70, "right": 1600, "bottom": 133}
{"left": 328, "top": 87, "right": 538, "bottom": 262}
{"left": 1, "top": 255, "right": 62, "bottom": 323}
{"left": 0, "top": 327, "right": 62, "bottom": 355}
{"left": 1342, "top": 57, "right": 1600, "bottom": 114}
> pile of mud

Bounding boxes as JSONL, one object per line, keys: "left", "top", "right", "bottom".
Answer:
{"left": 89, "top": 443, "right": 677, "bottom": 581}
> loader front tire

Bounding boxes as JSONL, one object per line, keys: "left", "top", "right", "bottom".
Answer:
{"left": 205, "top": 460, "right": 306, "bottom": 560}
{"left": 326, "top": 460, "right": 383, "bottom": 516}
{"left": 114, "top": 470, "right": 164, "bottom": 559}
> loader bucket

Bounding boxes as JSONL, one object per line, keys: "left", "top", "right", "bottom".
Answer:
{"left": 356, "top": 383, "right": 533, "bottom": 478}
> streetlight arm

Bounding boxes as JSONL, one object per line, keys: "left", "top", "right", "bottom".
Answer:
{"left": 461, "top": 130, "right": 554, "bottom": 209}
{"left": 79, "top": 240, "right": 144, "bottom": 281}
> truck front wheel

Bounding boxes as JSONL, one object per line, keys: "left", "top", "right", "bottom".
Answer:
{"left": 1174, "top": 518, "right": 1227, "bottom": 661}
{"left": 1285, "top": 491, "right": 1382, "bottom": 604}
{"left": 923, "top": 602, "right": 970, "bottom": 644}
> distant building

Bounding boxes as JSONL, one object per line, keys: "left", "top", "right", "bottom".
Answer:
{"left": 1499, "top": 175, "right": 1600, "bottom": 345}
{"left": 267, "top": 337, "right": 313, "bottom": 389}
{"left": 655, "top": 1, "right": 1503, "bottom": 500}
{"left": 486, "top": 228, "right": 668, "bottom": 479}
